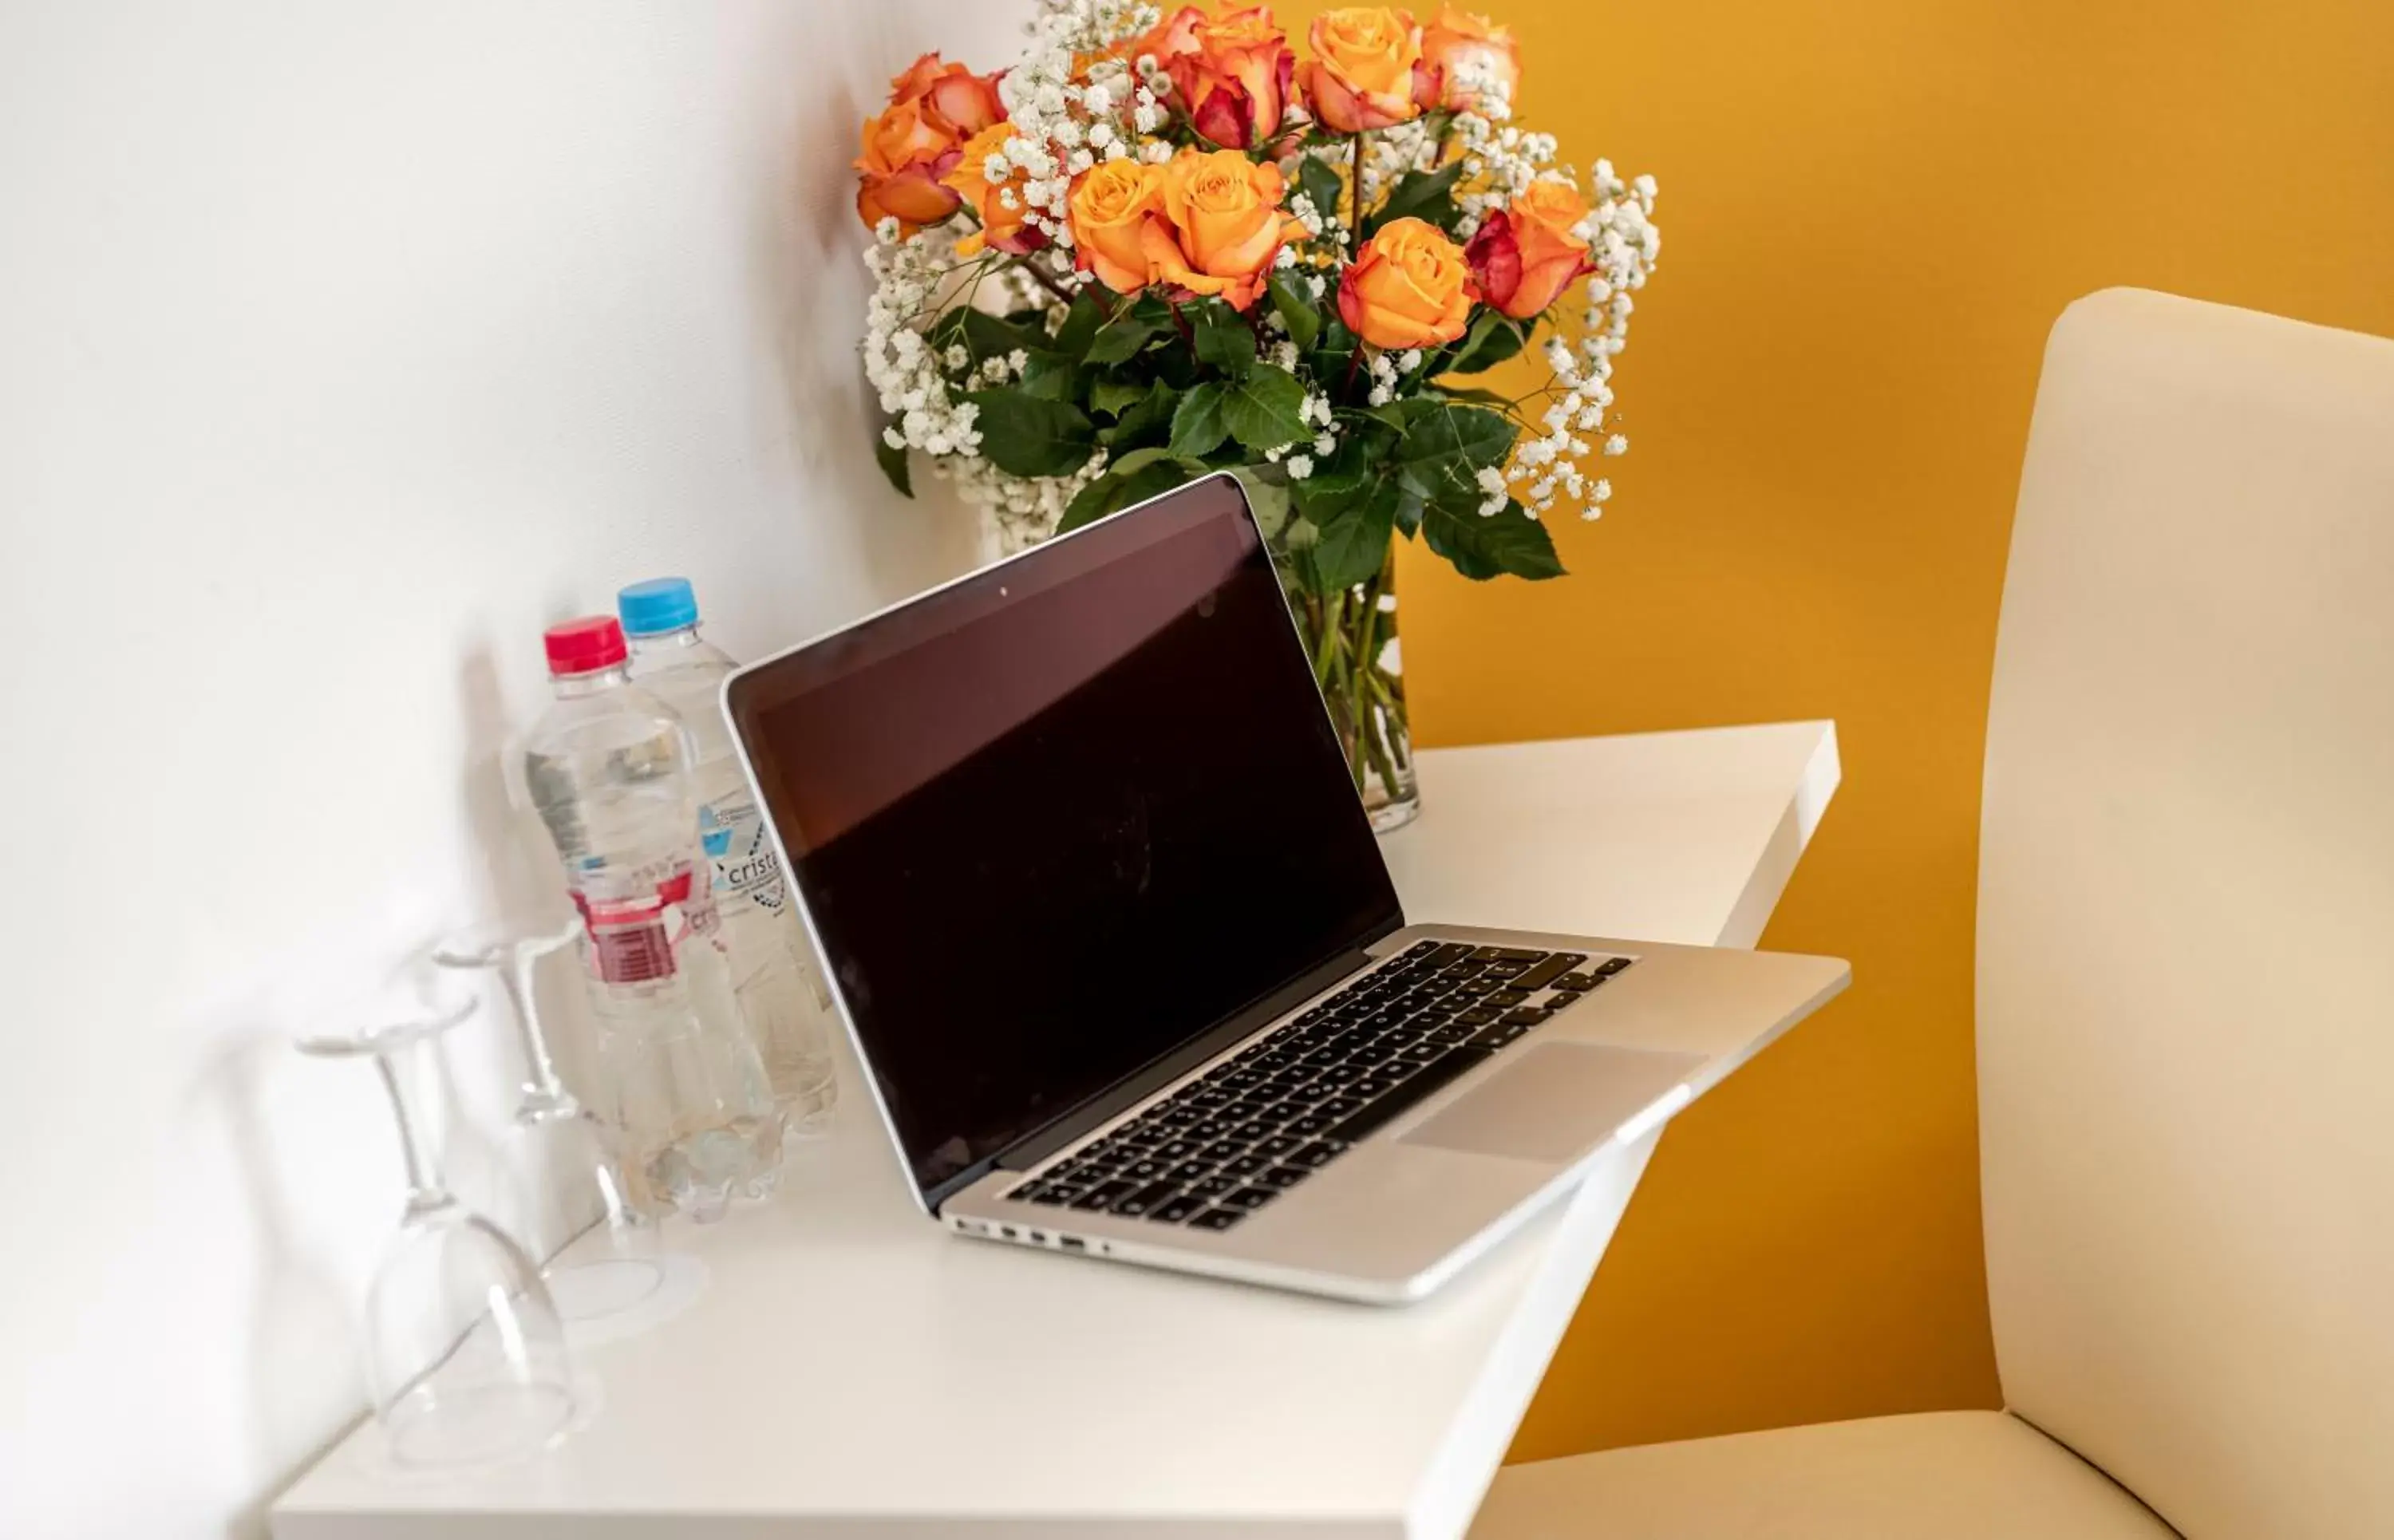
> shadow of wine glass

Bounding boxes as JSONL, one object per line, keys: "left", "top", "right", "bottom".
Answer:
{"left": 192, "top": 1027, "right": 366, "bottom": 1540}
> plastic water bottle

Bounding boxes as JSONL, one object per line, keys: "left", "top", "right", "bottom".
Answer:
{"left": 521, "top": 615, "right": 783, "bottom": 1220}
{"left": 618, "top": 578, "right": 839, "bottom": 1134}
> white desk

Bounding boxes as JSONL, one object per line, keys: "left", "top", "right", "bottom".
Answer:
{"left": 273, "top": 721, "right": 1841, "bottom": 1540}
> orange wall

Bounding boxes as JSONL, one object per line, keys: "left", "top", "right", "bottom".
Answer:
{"left": 1289, "top": 0, "right": 2394, "bottom": 1456}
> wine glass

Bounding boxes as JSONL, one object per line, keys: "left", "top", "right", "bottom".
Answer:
{"left": 296, "top": 998, "right": 579, "bottom": 1469}
{"left": 432, "top": 916, "right": 673, "bottom": 1329}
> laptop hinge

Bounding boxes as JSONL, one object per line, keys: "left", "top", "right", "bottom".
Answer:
{"left": 920, "top": 917, "right": 1402, "bottom": 1210}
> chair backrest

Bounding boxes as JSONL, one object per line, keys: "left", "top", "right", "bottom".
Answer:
{"left": 1978, "top": 288, "right": 2394, "bottom": 1538}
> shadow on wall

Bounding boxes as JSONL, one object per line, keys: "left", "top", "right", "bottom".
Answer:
{"left": 194, "top": 1030, "right": 362, "bottom": 1540}
{"left": 171, "top": 9, "right": 1045, "bottom": 1536}
{"left": 750, "top": 7, "right": 1011, "bottom": 614}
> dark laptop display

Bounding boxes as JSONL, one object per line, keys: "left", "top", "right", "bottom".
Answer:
{"left": 727, "top": 476, "right": 1401, "bottom": 1197}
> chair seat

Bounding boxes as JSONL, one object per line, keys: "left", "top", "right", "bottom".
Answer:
{"left": 1469, "top": 1411, "right": 2178, "bottom": 1539}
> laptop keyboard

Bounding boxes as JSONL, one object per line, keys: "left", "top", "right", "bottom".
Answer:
{"left": 1005, "top": 941, "right": 1636, "bottom": 1233}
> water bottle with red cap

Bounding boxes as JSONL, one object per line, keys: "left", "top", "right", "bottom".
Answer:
{"left": 520, "top": 615, "right": 782, "bottom": 1222}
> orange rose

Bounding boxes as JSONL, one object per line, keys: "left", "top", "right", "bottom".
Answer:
{"left": 1298, "top": 7, "right": 1428, "bottom": 134}
{"left": 886, "top": 53, "right": 1005, "bottom": 139}
{"left": 855, "top": 97, "right": 966, "bottom": 233}
{"left": 1069, "top": 159, "right": 1166, "bottom": 295}
{"left": 1144, "top": 148, "right": 1305, "bottom": 311}
{"left": 1338, "top": 216, "right": 1476, "bottom": 348}
{"left": 944, "top": 123, "right": 1045, "bottom": 258}
{"left": 1464, "top": 180, "right": 1594, "bottom": 318}
{"left": 1135, "top": 5, "right": 1209, "bottom": 65}
{"left": 1420, "top": 6, "right": 1520, "bottom": 112}
{"left": 1162, "top": 8, "right": 1295, "bottom": 151}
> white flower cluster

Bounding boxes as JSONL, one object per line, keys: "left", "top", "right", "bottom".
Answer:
{"left": 1288, "top": 192, "right": 1328, "bottom": 240}
{"left": 864, "top": 220, "right": 982, "bottom": 461}
{"left": 1356, "top": 118, "right": 1439, "bottom": 211}
{"left": 987, "top": 0, "right": 1159, "bottom": 250}
{"left": 1447, "top": 80, "right": 1561, "bottom": 240}
{"left": 1504, "top": 160, "right": 1661, "bottom": 519}
{"left": 863, "top": 219, "right": 1080, "bottom": 548}
{"left": 951, "top": 451, "right": 1108, "bottom": 556}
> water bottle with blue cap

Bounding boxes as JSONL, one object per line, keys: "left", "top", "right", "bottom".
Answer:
{"left": 619, "top": 578, "right": 839, "bottom": 1135}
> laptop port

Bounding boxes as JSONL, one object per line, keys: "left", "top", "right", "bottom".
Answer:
{"left": 998, "top": 1226, "right": 1017, "bottom": 1240}
{"left": 1028, "top": 1230, "right": 1047, "bottom": 1245}
{"left": 1059, "top": 1235, "right": 1086, "bottom": 1251}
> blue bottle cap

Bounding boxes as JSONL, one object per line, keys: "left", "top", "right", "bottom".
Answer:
{"left": 617, "top": 577, "right": 699, "bottom": 637}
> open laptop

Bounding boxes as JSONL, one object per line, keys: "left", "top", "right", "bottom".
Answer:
{"left": 724, "top": 473, "right": 1847, "bottom": 1303}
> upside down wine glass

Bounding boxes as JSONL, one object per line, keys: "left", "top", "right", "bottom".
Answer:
{"left": 297, "top": 998, "right": 579, "bottom": 1468}
{"left": 432, "top": 916, "right": 669, "bottom": 1325}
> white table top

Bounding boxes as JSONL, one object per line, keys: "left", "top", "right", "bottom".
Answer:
{"left": 272, "top": 721, "right": 1841, "bottom": 1540}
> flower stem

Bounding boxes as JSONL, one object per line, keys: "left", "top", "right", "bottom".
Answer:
{"left": 1349, "top": 132, "right": 1368, "bottom": 248}
{"left": 1014, "top": 255, "right": 1076, "bottom": 306}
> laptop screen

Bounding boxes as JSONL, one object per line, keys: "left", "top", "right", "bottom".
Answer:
{"left": 727, "top": 476, "right": 1404, "bottom": 1200}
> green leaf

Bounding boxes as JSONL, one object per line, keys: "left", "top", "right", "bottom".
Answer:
{"left": 1422, "top": 501, "right": 1566, "bottom": 581}
{"left": 1336, "top": 401, "right": 1409, "bottom": 434}
{"left": 1169, "top": 381, "right": 1231, "bottom": 457}
{"left": 1089, "top": 377, "right": 1148, "bottom": 418}
{"left": 1084, "top": 315, "right": 1158, "bottom": 365}
{"left": 1291, "top": 424, "right": 1409, "bottom": 552}
{"left": 1393, "top": 467, "right": 1430, "bottom": 537}
{"left": 1017, "top": 351, "right": 1080, "bottom": 402}
{"left": 1107, "top": 445, "right": 1197, "bottom": 480}
{"left": 1311, "top": 495, "right": 1397, "bottom": 590}
{"left": 962, "top": 308, "right": 1041, "bottom": 361}
{"left": 1191, "top": 301, "right": 1257, "bottom": 378}
{"left": 1311, "top": 309, "right": 1359, "bottom": 379}
{"left": 1398, "top": 402, "right": 1517, "bottom": 481}
{"left": 1431, "top": 384, "right": 1515, "bottom": 409}
{"left": 1057, "top": 458, "right": 1199, "bottom": 533}
{"left": 1364, "top": 163, "right": 1467, "bottom": 238}
{"left": 1292, "top": 422, "right": 1390, "bottom": 507}
{"left": 1219, "top": 368, "right": 1309, "bottom": 455}
{"left": 1230, "top": 468, "right": 1293, "bottom": 542}
{"left": 1267, "top": 272, "right": 1321, "bottom": 353}
{"left": 964, "top": 389, "right": 1095, "bottom": 478}
{"left": 1101, "top": 380, "right": 1176, "bottom": 448}
{"left": 872, "top": 428, "right": 912, "bottom": 497}
{"left": 1298, "top": 156, "right": 1346, "bottom": 239}
{"left": 1052, "top": 292, "right": 1106, "bottom": 358}
{"left": 1447, "top": 309, "right": 1528, "bottom": 374}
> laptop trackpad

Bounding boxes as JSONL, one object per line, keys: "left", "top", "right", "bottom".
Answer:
{"left": 1399, "top": 1043, "right": 1708, "bottom": 1165}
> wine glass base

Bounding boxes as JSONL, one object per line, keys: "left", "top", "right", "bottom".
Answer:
{"left": 547, "top": 1258, "right": 667, "bottom": 1321}
{"left": 553, "top": 1250, "right": 709, "bottom": 1352}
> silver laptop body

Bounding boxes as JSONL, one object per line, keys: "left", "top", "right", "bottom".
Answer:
{"left": 724, "top": 474, "right": 1847, "bottom": 1304}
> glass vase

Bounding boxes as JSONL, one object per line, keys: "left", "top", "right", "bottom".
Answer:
{"left": 1017, "top": 464, "right": 1421, "bottom": 831}
{"left": 1279, "top": 541, "right": 1420, "bottom": 832}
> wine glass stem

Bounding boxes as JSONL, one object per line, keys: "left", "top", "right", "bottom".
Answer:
{"left": 373, "top": 1042, "right": 455, "bottom": 1219}
{"left": 503, "top": 949, "right": 571, "bottom": 1104}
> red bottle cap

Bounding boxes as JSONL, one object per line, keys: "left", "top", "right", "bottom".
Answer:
{"left": 543, "top": 616, "right": 629, "bottom": 675}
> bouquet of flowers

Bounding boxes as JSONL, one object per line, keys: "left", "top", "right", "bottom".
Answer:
{"left": 855, "top": 0, "right": 1660, "bottom": 824}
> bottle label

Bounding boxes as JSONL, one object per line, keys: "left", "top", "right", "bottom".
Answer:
{"left": 574, "top": 865, "right": 709, "bottom": 983}
{"left": 696, "top": 792, "right": 789, "bottom": 916}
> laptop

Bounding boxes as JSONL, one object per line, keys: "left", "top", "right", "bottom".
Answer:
{"left": 724, "top": 473, "right": 1847, "bottom": 1303}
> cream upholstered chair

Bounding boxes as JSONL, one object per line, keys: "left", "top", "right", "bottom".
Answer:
{"left": 1470, "top": 289, "right": 2394, "bottom": 1539}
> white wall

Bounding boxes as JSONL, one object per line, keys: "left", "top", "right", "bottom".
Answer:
{"left": 0, "top": 2, "right": 1027, "bottom": 1533}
